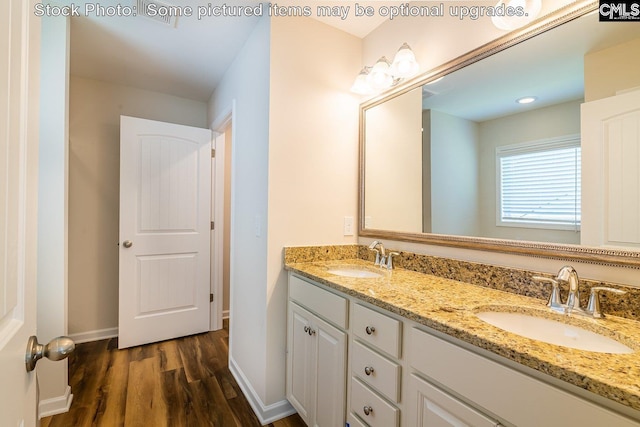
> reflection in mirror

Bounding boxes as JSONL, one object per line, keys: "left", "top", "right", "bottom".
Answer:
{"left": 362, "top": 11, "right": 640, "bottom": 247}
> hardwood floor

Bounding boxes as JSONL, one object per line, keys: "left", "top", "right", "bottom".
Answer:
{"left": 41, "top": 325, "right": 305, "bottom": 427}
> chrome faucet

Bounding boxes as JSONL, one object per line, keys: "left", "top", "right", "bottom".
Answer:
{"left": 556, "top": 266, "right": 581, "bottom": 312}
{"left": 368, "top": 240, "right": 385, "bottom": 266}
{"left": 534, "top": 266, "right": 626, "bottom": 318}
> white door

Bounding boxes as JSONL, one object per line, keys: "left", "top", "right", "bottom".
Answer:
{"left": 582, "top": 89, "right": 640, "bottom": 249}
{"left": 119, "top": 116, "right": 212, "bottom": 349}
{"left": 0, "top": 0, "right": 40, "bottom": 424}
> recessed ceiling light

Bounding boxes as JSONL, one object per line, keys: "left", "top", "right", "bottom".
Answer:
{"left": 516, "top": 96, "right": 537, "bottom": 104}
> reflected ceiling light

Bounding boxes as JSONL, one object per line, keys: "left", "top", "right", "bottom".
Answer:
{"left": 492, "top": 0, "right": 542, "bottom": 31}
{"left": 350, "top": 43, "right": 420, "bottom": 95}
{"left": 516, "top": 96, "right": 537, "bottom": 104}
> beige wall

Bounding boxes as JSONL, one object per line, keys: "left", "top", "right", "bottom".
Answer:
{"left": 68, "top": 76, "right": 207, "bottom": 336}
{"left": 207, "top": 15, "right": 272, "bottom": 414}
{"left": 267, "top": 16, "right": 361, "bottom": 406}
{"left": 477, "top": 99, "right": 581, "bottom": 244}
{"left": 365, "top": 87, "right": 423, "bottom": 233}
{"left": 585, "top": 37, "right": 640, "bottom": 102}
{"left": 429, "top": 109, "right": 480, "bottom": 236}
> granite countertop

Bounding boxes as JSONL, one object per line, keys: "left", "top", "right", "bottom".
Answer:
{"left": 284, "top": 258, "right": 640, "bottom": 414}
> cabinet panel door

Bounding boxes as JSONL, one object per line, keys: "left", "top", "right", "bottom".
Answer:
{"left": 314, "top": 315, "right": 347, "bottom": 427}
{"left": 409, "top": 374, "right": 499, "bottom": 427}
{"left": 287, "top": 303, "right": 316, "bottom": 424}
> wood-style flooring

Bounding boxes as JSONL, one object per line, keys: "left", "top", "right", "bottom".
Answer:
{"left": 41, "top": 324, "right": 305, "bottom": 427}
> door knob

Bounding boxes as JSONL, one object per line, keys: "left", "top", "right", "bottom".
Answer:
{"left": 25, "top": 336, "right": 75, "bottom": 372}
{"left": 123, "top": 240, "right": 133, "bottom": 248}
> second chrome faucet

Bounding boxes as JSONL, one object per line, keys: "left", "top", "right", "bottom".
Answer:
{"left": 534, "top": 266, "right": 625, "bottom": 318}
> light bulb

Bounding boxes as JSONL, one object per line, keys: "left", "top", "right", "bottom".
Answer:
{"left": 390, "top": 43, "right": 419, "bottom": 78}
{"left": 351, "top": 67, "right": 374, "bottom": 95}
{"left": 491, "top": 0, "right": 542, "bottom": 31}
{"left": 366, "top": 57, "right": 393, "bottom": 90}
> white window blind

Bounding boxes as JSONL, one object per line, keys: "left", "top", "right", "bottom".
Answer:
{"left": 497, "top": 135, "right": 581, "bottom": 230}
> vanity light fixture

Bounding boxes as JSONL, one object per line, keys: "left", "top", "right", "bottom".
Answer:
{"left": 351, "top": 42, "right": 420, "bottom": 95}
{"left": 516, "top": 96, "right": 537, "bottom": 104}
{"left": 492, "top": 0, "right": 542, "bottom": 31}
{"left": 350, "top": 67, "right": 375, "bottom": 95}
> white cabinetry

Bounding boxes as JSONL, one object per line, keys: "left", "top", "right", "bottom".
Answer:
{"left": 287, "top": 272, "right": 640, "bottom": 427}
{"left": 286, "top": 275, "right": 347, "bottom": 427}
{"left": 349, "top": 303, "right": 402, "bottom": 427}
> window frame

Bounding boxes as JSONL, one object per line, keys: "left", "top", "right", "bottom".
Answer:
{"left": 495, "top": 134, "right": 581, "bottom": 231}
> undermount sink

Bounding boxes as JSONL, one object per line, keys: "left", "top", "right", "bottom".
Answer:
{"left": 476, "top": 311, "right": 634, "bottom": 354}
{"left": 326, "top": 266, "right": 383, "bottom": 278}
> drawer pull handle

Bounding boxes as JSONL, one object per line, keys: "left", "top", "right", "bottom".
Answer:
{"left": 365, "top": 326, "right": 376, "bottom": 335}
{"left": 363, "top": 405, "right": 373, "bottom": 416}
{"left": 364, "top": 366, "right": 375, "bottom": 376}
{"left": 309, "top": 328, "right": 316, "bottom": 336}
{"left": 304, "top": 326, "right": 309, "bottom": 334}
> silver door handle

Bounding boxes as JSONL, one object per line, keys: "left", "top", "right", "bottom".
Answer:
{"left": 123, "top": 240, "right": 133, "bottom": 248}
{"left": 25, "top": 336, "right": 75, "bottom": 372}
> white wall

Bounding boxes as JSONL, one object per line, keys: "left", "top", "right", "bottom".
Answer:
{"left": 365, "top": 87, "right": 422, "bottom": 232}
{"left": 68, "top": 76, "right": 207, "bottom": 337}
{"left": 207, "top": 15, "right": 272, "bottom": 417}
{"left": 429, "top": 109, "right": 480, "bottom": 236}
{"left": 477, "top": 99, "right": 582, "bottom": 243}
{"left": 37, "top": 14, "right": 71, "bottom": 415}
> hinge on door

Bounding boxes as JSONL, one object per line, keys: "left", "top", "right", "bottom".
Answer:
{"left": 211, "top": 221, "right": 215, "bottom": 230}
{"left": 210, "top": 293, "right": 214, "bottom": 303}
{"left": 211, "top": 148, "right": 216, "bottom": 158}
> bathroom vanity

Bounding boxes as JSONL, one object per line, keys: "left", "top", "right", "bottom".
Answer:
{"left": 284, "top": 256, "right": 640, "bottom": 427}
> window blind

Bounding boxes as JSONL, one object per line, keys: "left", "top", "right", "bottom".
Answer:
{"left": 497, "top": 137, "right": 581, "bottom": 230}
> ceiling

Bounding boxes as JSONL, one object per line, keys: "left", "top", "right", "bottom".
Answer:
{"left": 421, "top": 12, "right": 640, "bottom": 122}
{"left": 68, "top": 0, "right": 386, "bottom": 102}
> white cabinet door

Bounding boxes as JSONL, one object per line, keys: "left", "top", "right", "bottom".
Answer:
{"left": 287, "top": 303, "right": 316, "bottom": 425}
{"left": 313, "top": 315, "right": 346, "bottom": 427}
{"left": 287, "top": 300, "right": 347, "bottom": 427}
{"left": 409, "top": 374, "right": 499, "bottom": 427}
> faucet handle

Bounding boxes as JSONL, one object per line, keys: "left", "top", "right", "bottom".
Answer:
{"left": 586, "top": 287, "right": 626, "bottom": 318}
{"left": 385, "top": 252, "right": 400, "bottom": 270}
{"left": 533, "top": 276, "right": 564, "bottom": 313}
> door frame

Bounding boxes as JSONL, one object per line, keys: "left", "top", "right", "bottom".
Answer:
{"left": 210, "top": 100, "right": 236, "bottom": 331}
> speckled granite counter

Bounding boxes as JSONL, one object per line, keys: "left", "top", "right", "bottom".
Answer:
{"left": 284, "top": 257, "right": 640, "bottom": 414}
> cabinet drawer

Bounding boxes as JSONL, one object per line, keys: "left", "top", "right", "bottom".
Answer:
{"left": 350, "top": 377, "right": 399, "bottom": 427}
{"left": 289, "top": 275, "right": 348, "bottom": 329}
{"left": 352, "top": 340, "right": 401, "bottom": 403}
{"left": 353, "top": 304, "right": 401, "bottom": 358}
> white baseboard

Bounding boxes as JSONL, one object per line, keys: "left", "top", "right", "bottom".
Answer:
{"left": 68, "top": 327, "right": 118, "bottom": 344}
{"left": 228, "top": 355, "right": 297, "bottom": 424}
{"left": 223, "top": 310, "right": 230, "bottom": 319}
{"left": 39, "top": 385, "right": 73, "bottom": 419}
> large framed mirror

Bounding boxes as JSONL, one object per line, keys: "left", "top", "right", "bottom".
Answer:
{"left": 359, "top": 0, "right": 640, "bottom": 267}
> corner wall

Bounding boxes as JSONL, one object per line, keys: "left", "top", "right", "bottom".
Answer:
{"left": 207, "top": 15, "right": 273, "bottom": 420}
{"left": 38, "top": 13, "right": 71, "bottom": 417}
